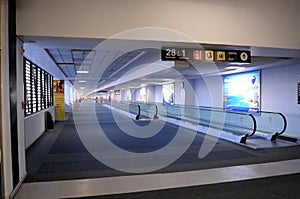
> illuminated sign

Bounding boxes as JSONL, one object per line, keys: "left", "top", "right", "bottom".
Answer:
{"left": 161, "top": 47, "right": 251, "bottom": 63}
{"left": 163, "top": 84, "right": 174, "bottom": 105}
{"left": 205, "top": 50, "right": 214, "bottom": 61}
{"left": 223, "top": 71, "right": 260, "bottom": 112}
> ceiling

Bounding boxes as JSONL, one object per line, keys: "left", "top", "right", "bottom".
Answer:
{"left": 21, "top": 36, "right": 300, "bottom": 96}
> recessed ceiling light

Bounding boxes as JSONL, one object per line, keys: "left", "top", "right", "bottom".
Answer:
{"left": 77, "top": 70, "right": 89, "bottom": 74}
{"left": 225, "top": 66, "right": 245, "bottom": 70}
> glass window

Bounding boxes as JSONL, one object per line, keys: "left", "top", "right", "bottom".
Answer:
{"left": 24, "top": 58, "right": 54, "bottom": 116}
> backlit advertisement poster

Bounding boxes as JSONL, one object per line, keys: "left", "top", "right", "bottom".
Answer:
{"left": 223, "top": 71, "right": 260, "bottom": 112}
{"left": 139, "top": 87, "right": 147, "bottom": 102}
{"left": 163, "top": 84, "right": 174, "bottom": 105}
{"left": 54, "top": 80, "right": 65, "bottom": 120}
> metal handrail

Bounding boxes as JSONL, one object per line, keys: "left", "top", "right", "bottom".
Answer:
{"left": 248, "top": 114, "right": 257, "bottom": 137}
{"left": 159, "top": 103, "right": 286, "bottom": 139}
{"left": 156, "top": 103, "right": 257, "bottom": 143}
{"left": 109, "top": 101, "right": 141, "bottom": 120}
{"left": 131, "top": 102, "right": 158, "bottom": 120}
{"left": 257, "top": 111, "right": 287, "bottom": 135}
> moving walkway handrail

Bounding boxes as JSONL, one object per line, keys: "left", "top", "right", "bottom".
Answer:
{"left": 110, "top": 101, "right": 257, "bottom": 143}
{"left": 274, "top": 112, "right": 287, "bottom": 135}
{"left": 109, "top": 101, "right": 141, "bottom": 120}
{"left": 252, "top": 111, "right": 287, "bottom": 136}
{"left": 110, "top": 101, "right": 287, "bottom": 142}
{"left": 109, "top": 101, "right": 159, "bottom": 120}
{"left": 131, "top": 102, "right": 158, "bottom": 119}
{"left": 156, "top": 103, "right": 257, "bottom": 139}
{"left": 174, "top": 104, "right": 286, "bottom": 137}
{"left": 160, "top": 103, "right": 287, "bottom": 138}
{"left": 247, "top": 114, "right": 257, "bottom": 137}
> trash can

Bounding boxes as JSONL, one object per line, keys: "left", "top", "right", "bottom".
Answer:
{"left": 45, "top": 111, "right": 54, "bottom": 131}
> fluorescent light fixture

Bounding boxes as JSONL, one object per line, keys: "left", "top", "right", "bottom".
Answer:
{"left": 77, "top": 70, "right": 89, "bottom": 74}
{"left": 98, "top": 80, "right": 106, "bottom": 85}
{"left": 78, "top": 80, "right": 87, "bottom": 83}
{"left": 225, "top": 66, "right": 246, "bottom": 70}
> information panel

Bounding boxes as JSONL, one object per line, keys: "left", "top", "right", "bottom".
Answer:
{"left": 24, "top": 58, "right": 54, "bottom": 116}
{"left": 161, "top": 47, "right": 251, "bottom": 63}
{"left": 298, "top": 83, "right": 300, "bottom": 105}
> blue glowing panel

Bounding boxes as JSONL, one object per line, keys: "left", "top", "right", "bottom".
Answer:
{"left": 224, "top": 71, "right": 260, "bottom": 112}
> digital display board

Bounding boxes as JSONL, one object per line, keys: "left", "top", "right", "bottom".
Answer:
{"left": 24, "top": 58, "right": 54, "bottom": 116}
{"left": 223, "top": 71, "right": 260, "bottom": 112}
{"left": 161, "top": 47, "right": 251, "bottom": 63}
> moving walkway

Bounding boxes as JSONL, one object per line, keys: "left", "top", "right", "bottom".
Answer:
{"left": 107, "top": 101, "right": 290, "bottom": 145}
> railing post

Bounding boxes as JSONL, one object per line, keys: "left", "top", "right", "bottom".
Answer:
{"left": 153, "top": 104, "right": 158, "bottom": 119}
{"left": 135, "top": 105, "right": 141, "bottom": 120}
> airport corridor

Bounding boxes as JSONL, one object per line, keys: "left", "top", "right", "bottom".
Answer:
{"left": 25, "top": 103, "right": 300, "bottom": 182}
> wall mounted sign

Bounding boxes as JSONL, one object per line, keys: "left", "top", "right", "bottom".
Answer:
{"left": 24, "top": 58, "right": 54, "bottom": 116}
{"left": 298, "top": 82, "right": 300, "bottom": 105}
{"left": 162, "top": 83, "right": 174, "bottom": 105}
{"left": 54, "top": 80, "right": 65, "bottom": 120}
{"left": 161, "top": 47, "right": 251, "bottom": 63}
{"left": 223, "top": 71, "right": 260, "bottom": 113}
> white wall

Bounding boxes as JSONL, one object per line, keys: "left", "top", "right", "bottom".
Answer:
{"left": 147, "top": 86, "right": 155, "bottom": 103}
{"left": 184, "top": 79, "right": 197, "bottom": 106}
{"left": 154, "top": 85, "right": 163, "bottom": 104}
{"left": 120, "top": 90, "right": 126, "bottom": 102}
{"left": 131, "top": 88, "right": 139, "bottom": 102}
{"left": 261, "top": 64, "right": 300, "bottom": 138}
{"left": 174, "top": 81, "right": 183, "bottom": 105}
{"left": 24, "top": 113, "right": 45, "bottom": 149}
{"left": 126, "top": 89, "right": 135, "bottom": 102}
{"left": 64, "top": 80, "right": 75, "bottom": 112}
{"left": 16, "top": 0, "right": 300, "bottom": 50}
{"left": 192, "top": 66, "right": 300, "bottom": 138}
{"left": 24, "top": 107, "right": 55, "bottom": 149}
{"left": 194, "top": 76, "right": 224, "bottom": 107}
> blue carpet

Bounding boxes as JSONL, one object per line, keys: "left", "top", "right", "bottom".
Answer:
{"left": 25, "top": 104, "right": 300, "bottom": 182}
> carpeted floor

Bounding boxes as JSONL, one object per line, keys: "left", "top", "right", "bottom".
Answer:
{"left": 25, "top": 104, "right": 300, "bottom": 182}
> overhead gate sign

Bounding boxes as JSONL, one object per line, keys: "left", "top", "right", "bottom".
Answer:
{"left": 161, "top": 47, "right": 251, "bottom": 63}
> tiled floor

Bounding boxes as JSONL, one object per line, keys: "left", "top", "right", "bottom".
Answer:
{"left": 14, "top": 159, "right": 300, "bottom": 199}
